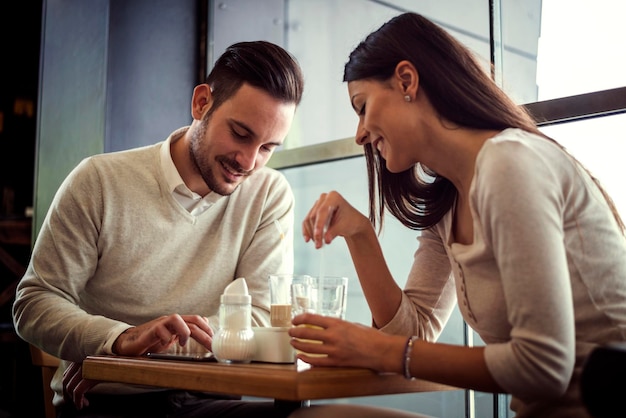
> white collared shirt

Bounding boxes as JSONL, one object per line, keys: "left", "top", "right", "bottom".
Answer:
{"left": 159, "top": 127, "right": 221, "bottom": 216}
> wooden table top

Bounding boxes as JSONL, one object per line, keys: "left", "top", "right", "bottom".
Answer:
{"left": 83, "top": 355, "right": 459, "bottom": 402}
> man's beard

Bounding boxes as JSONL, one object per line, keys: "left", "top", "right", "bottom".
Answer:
{"left": 188, "top": 114, "right": 250, "bottom": 196}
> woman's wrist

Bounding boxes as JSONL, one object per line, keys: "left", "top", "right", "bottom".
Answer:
{"left": 402, "top": 336, "right": 418, "bottom": 380}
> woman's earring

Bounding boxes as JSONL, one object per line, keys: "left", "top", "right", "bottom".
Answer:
{"left": 404, "top": 95, "right": 411, "bottom": 102}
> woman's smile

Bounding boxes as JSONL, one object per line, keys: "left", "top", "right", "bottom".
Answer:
{"left": 373, "top": 137, "right": 384, "bottom": 155}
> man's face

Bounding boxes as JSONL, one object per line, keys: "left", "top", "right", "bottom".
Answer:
{"left": 189, "top": 83, "right": 295, "bottom": 196}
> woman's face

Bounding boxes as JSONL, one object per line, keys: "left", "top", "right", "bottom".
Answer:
{"left": 348, "top": 79, "right": 418, "bottom": 173}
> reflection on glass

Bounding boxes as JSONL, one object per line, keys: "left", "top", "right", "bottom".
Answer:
{"left": 285, "top": 0, "right": 490, "bottom": 147}
{"left": 208, "top": 0, "right": 489, "bottom": 148}
{"left": 209, "top": 0, "right": 625, "bottom": 148}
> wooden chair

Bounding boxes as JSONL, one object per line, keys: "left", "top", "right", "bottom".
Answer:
{"left": 29, "top": 344, "right": 60, "bottom": 418}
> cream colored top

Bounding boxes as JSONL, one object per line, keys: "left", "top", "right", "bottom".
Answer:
{"left": 381, "top": 128, "right": 626, "bottom": 417}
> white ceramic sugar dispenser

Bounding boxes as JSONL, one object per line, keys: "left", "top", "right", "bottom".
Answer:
{"left": 212, "top": 277, "right": 256, "bottom": 363}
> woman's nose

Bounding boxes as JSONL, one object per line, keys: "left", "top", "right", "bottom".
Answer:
{"left": 355, "top": 127, "right": 369, "bottom": 146}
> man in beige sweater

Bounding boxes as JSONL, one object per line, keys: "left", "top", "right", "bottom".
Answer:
{"left": 13, "top": 41, "right": 304, "bottom": 417}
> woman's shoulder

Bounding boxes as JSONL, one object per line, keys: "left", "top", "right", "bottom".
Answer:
{"left": 482, "top": 128, "right": 544, "bottom": 153}
{"left": 477, "top": 128, "right": 567, "bottom": 171}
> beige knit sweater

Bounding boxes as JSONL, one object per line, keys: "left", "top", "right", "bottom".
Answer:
{"left": 13, "top": 130, "right": 295, "bottom": 404}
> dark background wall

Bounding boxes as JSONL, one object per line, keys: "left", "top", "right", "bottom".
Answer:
{"left": 0, "top": 2, "right": 43, "bottom": 417}
{"left": 0, "top": 1, "right": 42, "bottom": 220}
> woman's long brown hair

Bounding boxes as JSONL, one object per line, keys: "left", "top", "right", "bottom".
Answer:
{"left": 343, "top": 12, "right": 624, "bottom": 234}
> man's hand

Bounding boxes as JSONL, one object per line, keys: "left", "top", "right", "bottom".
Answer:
{"left": 113, "top": 314, "right": 213, "bottom": 356}
{"left": 63, "top": 362, "right": 97, "bottom": 410}
{"left": 62, "top": 314, "right": 213, "bottom": 409}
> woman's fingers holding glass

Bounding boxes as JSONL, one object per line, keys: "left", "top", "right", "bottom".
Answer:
{"left": 289, "top": 321, "right": 331, "bottom": 361}
{"left": 289, "top": 314, "right": 359, "bottom": 365}
{"left": 290, "top": 314, "right": 387, "bottom": 369}
{"left": 291, "top": 339, "right": 330, "bottom": 360}
{"left": 291, "top": 312, "right": 327, "bottom": 328}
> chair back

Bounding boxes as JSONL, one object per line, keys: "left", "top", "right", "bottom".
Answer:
{"left": 29, "top": 344, "right": 60, "bottom": 418}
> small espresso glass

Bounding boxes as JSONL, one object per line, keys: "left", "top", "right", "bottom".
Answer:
{"left": 268, "top": 273, "right": 300, "bottom": 327}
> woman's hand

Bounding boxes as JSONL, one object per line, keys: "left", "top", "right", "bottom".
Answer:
{"left": 302, "top": 191, "right": 371, "bottom": 249}
{"left": 112, "top": 314, "right": 213, "bottom": 356}
{"left": 289, "top": 313, "right": 406, "bottom": 374}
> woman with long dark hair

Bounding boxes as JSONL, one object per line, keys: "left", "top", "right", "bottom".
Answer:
{"left": 289, "top": 12, "right": 626, "bottom": 418}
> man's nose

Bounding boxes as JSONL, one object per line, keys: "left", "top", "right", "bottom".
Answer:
{"left": 235, "top": 148, "right": 258, "bottom": 171}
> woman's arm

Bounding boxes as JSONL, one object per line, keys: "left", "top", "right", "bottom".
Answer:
{"left": 289, "top": 313, "right": 504, "bottom": 393}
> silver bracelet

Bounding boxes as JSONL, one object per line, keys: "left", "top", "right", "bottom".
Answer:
{"left": 403, "top": 336, "right": 418, "bottom": 380}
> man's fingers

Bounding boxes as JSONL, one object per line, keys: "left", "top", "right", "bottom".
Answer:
{"left": 62, "top": 361, "right": 80, "bottom": 377}
{"left": 155, "top": 325, "right": 181, "bottom": 346}
{"left": 62, "top": 362, "right": 83, "bottom": 402}
{"left": 73, "top": 378, "right": 97, "bottom": 409}
{"left": 115, "top": 314, "right": 213, "bottom": 356}
{"left": 61, "top": 362, "right": 99, "bottom": 410}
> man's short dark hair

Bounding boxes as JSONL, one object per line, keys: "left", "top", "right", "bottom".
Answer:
{"left": 206, "top": 40, "right": 304, "bottom": 113}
